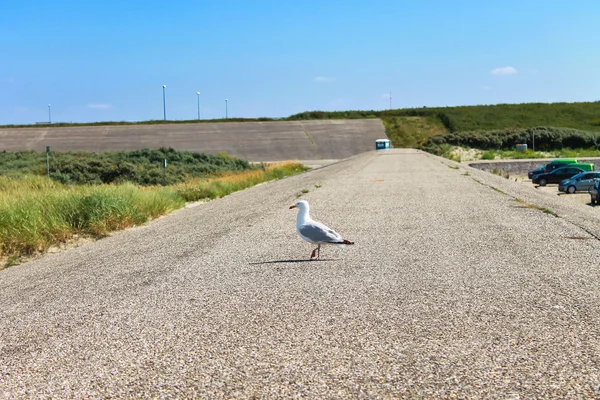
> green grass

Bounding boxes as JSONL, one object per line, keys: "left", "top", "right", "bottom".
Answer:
{"left": 288, "top": 102, "right": 600, "bottom": 132}
{"left": 512, "top": 199, "right": 557, "bottom": 216}
{"left": 0, "top": 148, "right": 254, "bottom": 186}
{"left": 0, "top": 162, "right": 308, "bottom": 268}
{"left": 382, "top": 116, "right": 448, "bottom": 148}
{"left": 553, "top": 148, "right": 600, "bottom": 158}
{"left": 286, "top": 102, "right": 600, "bottom": 150}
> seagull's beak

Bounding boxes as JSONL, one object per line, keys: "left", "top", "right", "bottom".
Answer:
{"left": 289, "top": 205, "right": 297, "bottom": 209}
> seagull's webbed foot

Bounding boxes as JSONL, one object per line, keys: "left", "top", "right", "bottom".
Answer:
{"left": 310, "top": 248, "right": 317, "bottom": 260}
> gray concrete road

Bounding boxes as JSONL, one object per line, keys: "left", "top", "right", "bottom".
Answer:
{"left": 2, "top": 149, "right": 600, "bottom": 398}
{"left": 0, "top": 119, "right": 386, "bottom": 162}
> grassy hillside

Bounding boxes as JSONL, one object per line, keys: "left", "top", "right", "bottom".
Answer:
{"left": 382, "top": 116, "right": 448, "bottom": 148}
{"left": 424, "top": 102, "right": 600, "bottom": 132}
{"left": 288, "top": 102, "right": 600, "bottom": 150}
{"left": 288, "top": 102, "right": 600, "bottom": 133}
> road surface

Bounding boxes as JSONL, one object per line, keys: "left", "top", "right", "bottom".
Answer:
{"left": 2, "top": 149, "right": 600, "bottom": 398}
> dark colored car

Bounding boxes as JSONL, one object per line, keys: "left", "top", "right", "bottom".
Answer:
{"left": 527, "top": 158, "right": 578, "bottom": 179}
{"left": 528, "top": 166, "right": 546, "bottom": 179}
{"left": 590, "top": 180, "right": 600, "bottom": 205}
{"left": 532, "top": 166, "right": 585, "bottom": 186}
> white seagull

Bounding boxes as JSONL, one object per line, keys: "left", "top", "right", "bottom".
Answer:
{"left": 289, "top": 199, "right": 354, "bottom": 260}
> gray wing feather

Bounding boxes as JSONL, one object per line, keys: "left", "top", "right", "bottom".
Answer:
{"left": 299, "top": 221, "right": 342, "bottom": 243}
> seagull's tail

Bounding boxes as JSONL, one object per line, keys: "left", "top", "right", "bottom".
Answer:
{"left": 333, "top": 239, "right": 354, "bottom": 248}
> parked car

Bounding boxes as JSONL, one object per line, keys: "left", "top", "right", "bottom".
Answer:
{"left": 527, "top": 158, "right": 578, "bottom": 179}
{"left": 590, "top": 181, "right": 600, "bottom": 204}
{"left": 532, "top": 166, "right": 585, "bottom": 186}
{"left": 567, "top": 162, "right": 595, "bottom": 172}
{"left": 528, "top": 166, "right": 546, "bottom": 179}
{"left": 558, "top": 171, "right": 600, "bottom": 193}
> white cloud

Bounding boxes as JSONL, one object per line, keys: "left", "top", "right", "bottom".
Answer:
{"left": 87, "top": 103, "right": 112, "bottom": 110}
{"left": 490, "top": 66, "right": 517, "bottom": 76}
{"left": 314, "top": 76, "right": 334, "bottom": 83}
{"left": 481, "top": 85, "right": 491, "bottom": 91}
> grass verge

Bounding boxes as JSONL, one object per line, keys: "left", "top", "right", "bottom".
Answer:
{"left": 0, "top": 161, "right": 308, "bottom": 268}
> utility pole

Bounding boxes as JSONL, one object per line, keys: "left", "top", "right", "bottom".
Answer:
{"left": 162, "top": 85, "right": 167, "bottom": 120}
{"left": 389, "top": 91, "right": 392, "bottom": 109}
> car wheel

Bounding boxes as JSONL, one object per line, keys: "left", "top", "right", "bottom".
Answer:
{"left": 567, "top": 185, "right": 576, "bottom": 194}
{"left": 539, "top": 179, "right": 547, "bottom": 186}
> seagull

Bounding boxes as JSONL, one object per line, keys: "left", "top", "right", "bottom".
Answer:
{"left": 289, "top": 199, "right": 354, "bottom": 260}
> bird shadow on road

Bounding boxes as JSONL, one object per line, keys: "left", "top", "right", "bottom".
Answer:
{"left": 248, "top": 258, "right": 337, "bottom": 265}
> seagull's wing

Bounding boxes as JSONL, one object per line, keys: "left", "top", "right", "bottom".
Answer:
{"left": 298, "top": 220, "right": 343, "bottom": 244}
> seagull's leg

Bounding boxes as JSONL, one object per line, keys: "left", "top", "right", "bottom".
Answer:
{"left": 316, "top": 244, "right": 321, "bottom": 260}
{"left": 310, "top": 248, "right": 317, "bottom": 259}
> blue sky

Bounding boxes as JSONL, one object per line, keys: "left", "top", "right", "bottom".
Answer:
{"left": 1, "top": 0, "right": 599, "bottom": 124}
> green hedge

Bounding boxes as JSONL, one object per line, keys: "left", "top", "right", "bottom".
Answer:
{"left": 0, "top": 148, "right": 253, "bottom": 186}
{"left": 420, "top": 126, "right": 600, "bottom": 153}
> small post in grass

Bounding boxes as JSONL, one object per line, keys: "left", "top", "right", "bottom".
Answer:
{"left": 163, "top": 159, "right": 167, "bottom": 168}
{"left": 46, "top": 145, "right": 51, "bottom": 178}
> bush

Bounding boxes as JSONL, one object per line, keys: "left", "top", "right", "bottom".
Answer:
{"left": 420, "top": 127, "right": 600, "bottom": 152}
{"left": 481, "top": 151, "right": 496, "bottom": 160}
{"left": 0, "top": 148, "right": 254, "bottom": 186}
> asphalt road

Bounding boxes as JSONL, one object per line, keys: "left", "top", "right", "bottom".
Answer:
{"left": 2, "top": 149, "right": 600, "bottom": 398}
{"left": 0, "top": 119, "right": 386, "bottom": 162}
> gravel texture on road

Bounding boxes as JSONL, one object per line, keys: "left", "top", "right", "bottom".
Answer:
{"left": 2, "top": 149, "right": 600, "bottom": 398}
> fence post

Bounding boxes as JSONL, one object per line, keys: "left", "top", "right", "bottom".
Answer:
{"left": 46, "top": 146, "right": 51, "bottom": 178}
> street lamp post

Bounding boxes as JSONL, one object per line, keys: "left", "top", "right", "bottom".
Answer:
{"left": 48, "top": 104, "right": 51, "bottom": 124}
{"left": 162, "top": 85, "right": 167, "bottom": 121}
{"left": 196, "top": 92, "right": 201, "bottom": 120}
{"left": 225, "top": 99, "right": 228, "bottom": 119}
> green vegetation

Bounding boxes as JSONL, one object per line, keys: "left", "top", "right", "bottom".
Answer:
{"left": 0, "top": 148, "right": 252, "bottom": 186}
{"left": 491, "top": 167, "right": 510, "bottom": 179}
{"left": 287, "top": 102, "right": 600, "bottom": 133}
{"left": 481, "top": 151, "right": 495, "bottom": 160}
{"left": 421, "top": 126, "right": 600, "bottom": 153}
{"left": 0, "top": 162, "right": 308, "bottom": 268}
{"left": 287, "top": 102, "right": 600, "bottom": 153}
{"left": 512, "top": 199, "right": 557, "bottom": 216}
{"left": 382, "top": 116, "right": 448, "bottom": 148}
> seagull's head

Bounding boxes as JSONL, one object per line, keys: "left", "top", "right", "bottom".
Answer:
{"left": 289, "top": 199, "right": 309, "bottom": 211}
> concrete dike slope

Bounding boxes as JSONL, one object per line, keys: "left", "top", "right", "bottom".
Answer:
{"left": 0, "top": 119, "right": 387, "bottom": 161}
